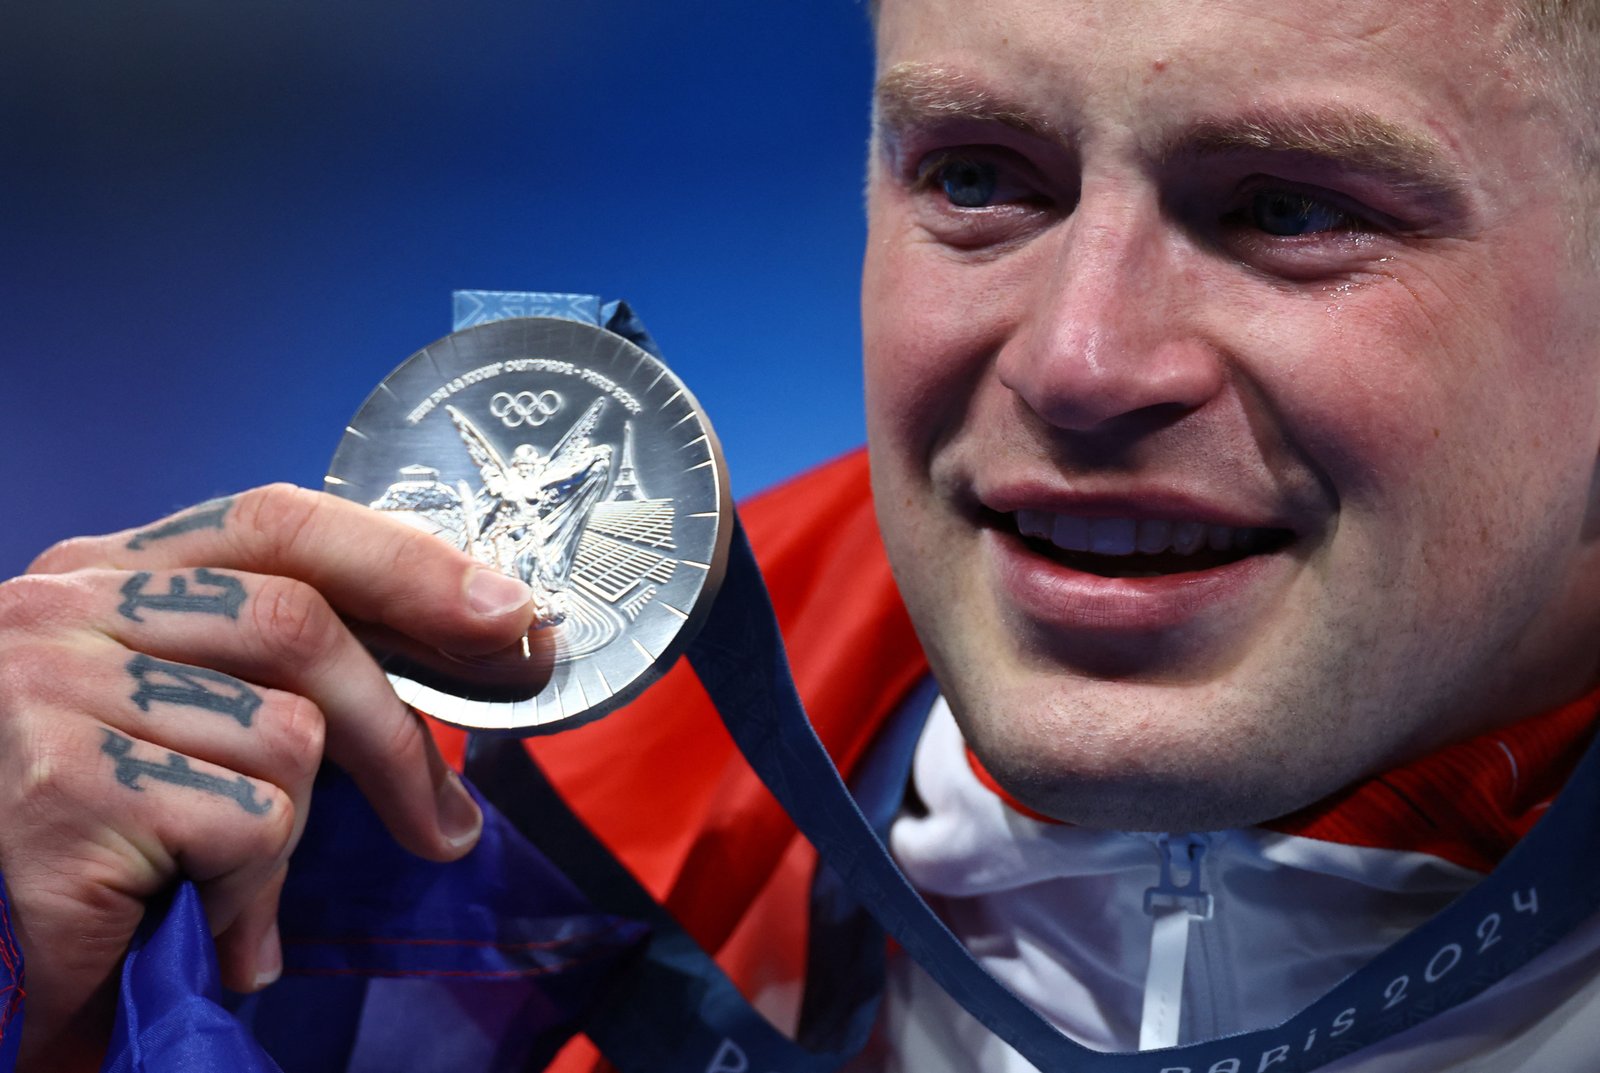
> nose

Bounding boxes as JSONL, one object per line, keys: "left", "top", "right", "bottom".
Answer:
{"left": 996, "top": 193, "right": 1224, "bottom": 433}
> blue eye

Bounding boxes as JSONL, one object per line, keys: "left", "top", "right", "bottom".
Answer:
{"left": 1249, "top": 190, "right": 1353, "bottom": 236}
{"left": 935, "top": 158, "right": 999, "bottom": 208}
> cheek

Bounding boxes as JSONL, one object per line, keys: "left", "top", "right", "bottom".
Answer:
{"left": 1230, "top": 265, "right": 1560, "bottom": 508}
{"left": 1233, "top": 258, "right": 1600, "bottom": 608}
{"left": 862, "top": 229, "right": 1019, "bottom": 466}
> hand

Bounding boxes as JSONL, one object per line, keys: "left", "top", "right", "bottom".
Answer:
{"left": 0, "top": 485, "right": 546, "bottom": 1070}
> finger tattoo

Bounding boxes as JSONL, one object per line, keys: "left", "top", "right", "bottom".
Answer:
{"left": 101, "top": 730, "right": 272, "bottom": 815}
{"left": 126, "top": 653, "right": 263, "bottom": 728}
{"left": 125, "top": 497, "right": 235, "bottom": 551}
{"left": 118, "top": 568, "right": 246, "bottom": 622}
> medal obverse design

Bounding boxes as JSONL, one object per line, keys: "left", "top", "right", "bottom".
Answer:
{"left": 326, "top": 316, "right": 732, "bottom": 734}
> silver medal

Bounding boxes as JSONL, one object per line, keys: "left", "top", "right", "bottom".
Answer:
{"left": 325, "top": 316, "right": 732, "bottom": 734}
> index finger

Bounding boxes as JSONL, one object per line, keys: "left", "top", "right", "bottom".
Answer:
{"left": 30, "top": 484, "right": 542, "bottom": 659}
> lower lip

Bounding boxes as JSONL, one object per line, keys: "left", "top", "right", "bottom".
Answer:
{"left": 987, "top": 528, "right": 1288, "bottom": 633}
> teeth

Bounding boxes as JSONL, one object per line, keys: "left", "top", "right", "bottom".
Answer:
{"left": 1136, "top": 519, "right": 1172, "bottom": 554}
{"left": 1016, "top": 509, "right": 1053, "bottom": 539}
{"left": 1173, "top": 521, "right": 1206, "bottom": 555}
{"left": 1014, "top": 513, "right": 1269, "bottom": 557}
{"left": 1052, "top": 515, "right": 1090, "bottom": 551}
{"left": 1088, "top": 518, "right": 1136, "bottom": 554}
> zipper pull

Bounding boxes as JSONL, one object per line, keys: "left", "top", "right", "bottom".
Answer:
{"left": 1144, "top": 833, "right": 1213, "bottom": 920}
{"left": 1139, "top": 834, "right": 1213, "bottom": 1051}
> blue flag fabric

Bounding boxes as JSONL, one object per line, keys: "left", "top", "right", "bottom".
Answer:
{"left": 104, "top": 883, "right": 280, "bottom": 1073}
{"left": 0, "top": 767, "right": 648, "bottom": 1073}
{"left": 0, "top": 894, "right": 22, "bottom": 1072}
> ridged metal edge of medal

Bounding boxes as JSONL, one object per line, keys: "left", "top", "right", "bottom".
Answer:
{"left": 325, "top": 315, "right": 732, "bottom": 735}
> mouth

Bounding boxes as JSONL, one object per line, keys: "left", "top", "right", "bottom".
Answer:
{"left": 1001, "top": 508, "right": 1294, "bottom": 578}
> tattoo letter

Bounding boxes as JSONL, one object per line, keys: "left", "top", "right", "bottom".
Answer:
{"left": 118, "top": 568, "right": 246, "bottom": 622}
{"left": 101, "top": 730, "right": 272, "bottom": 815}
{"left": 125, "top": 497, "right": 235, "bottom": 551}
{"left": 126, "top": 653, "right": 263, "bottom": 728}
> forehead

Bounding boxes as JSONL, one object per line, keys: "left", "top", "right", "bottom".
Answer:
{"left": 874, "top": 0, "right": 1515, "bottom": 72}
{"left": 872, "top": 0, "right": 1534, "bottom": 162}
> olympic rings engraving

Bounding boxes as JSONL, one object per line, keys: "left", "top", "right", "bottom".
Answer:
{"left": 490, "top": 390, "right": 564, "bottom": 428}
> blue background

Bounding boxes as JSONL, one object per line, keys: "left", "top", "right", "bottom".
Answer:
{"left": 2, "top": 2, "right": 876, "bottom": 578}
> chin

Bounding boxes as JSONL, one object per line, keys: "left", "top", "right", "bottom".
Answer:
{"left": 946, "top": 687, "right": 1347, "bottom": 833}
{"left": 994, "top": 764, "right": 1304, "bottom": 833}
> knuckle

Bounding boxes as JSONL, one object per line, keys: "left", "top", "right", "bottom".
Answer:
{"left": 9, "top": 719, "right": 99, "bottom": 824}
{"left": 9, "top": 865, "right": 149, "bottom": 976}
{"left": 0, "top": 575, "right": 47, "bottom": 631}
{"left": 27, "top": 534, "right": 105, "bottom": 575}
{"left": 0, "top": 573, "right": 80, "bottom": 632}
{"left": 267, "top": 692, "right": 327, "bottom": 781}
{"left": 0, "top": 639, "right": 76, "bottom": 704}
{"left": 384, "top": 521, "right": 460, "bottom": 578}
{"left": 201, "top": 777, "right": 297, "bottom": 864}
{"left": 197, "top": 781, "right": 298, "bottom": 869}
{"left": 233, "top": 483, "right": 325, "bottom": 562}
{"left": 369, "top": 703, "right": 428, "bottom": 772}
{"left": 249, "top": 576, "right": 339, "bottom": 668}
{"left": 378, "top": 534, "right": 467, "bottom": 625}
{"left": 252, "top": 784, "right": 299, "bottom": 858}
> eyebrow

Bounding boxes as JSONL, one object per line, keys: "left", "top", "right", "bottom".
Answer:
{"left": 874, "top": 63, "right": 1472, "bottom": 212}
{"left": 873, "top": 62, "right": 1065, "bottom": 147}
{"left": 1162, "top": 107, "right": 1471, "bottom": 207}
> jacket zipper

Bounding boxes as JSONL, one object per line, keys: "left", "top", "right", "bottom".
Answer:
{"left": 1139, "top": 833, "right": 1213, "bottom": 1050}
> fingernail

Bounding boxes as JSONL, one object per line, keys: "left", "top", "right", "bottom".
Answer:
{"left": 437, "top": 769, "right": 483, "bottom": 851}
{"left": 465, "top": 568, "right": 532, "bottom": 618}
{"left": 254, "top": 920, "right": 282, "bottom": 989}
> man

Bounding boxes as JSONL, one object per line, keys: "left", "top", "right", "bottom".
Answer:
{"left": 4, "top": 0, "right": 1600, "bottom": 1068}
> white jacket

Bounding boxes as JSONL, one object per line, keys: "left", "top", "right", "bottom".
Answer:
{"left": 876, "top": 698, "right": 1600, "bottom": 1072}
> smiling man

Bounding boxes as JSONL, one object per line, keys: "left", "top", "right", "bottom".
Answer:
{"left": 866, "top": 0, "right": 1600, "bottom": 831}
{"left": 846, "top": 0, "right": 1600, "bottom": 1065}
{"left": 4, "top": 0, "right": 1600, "bottom": 1071}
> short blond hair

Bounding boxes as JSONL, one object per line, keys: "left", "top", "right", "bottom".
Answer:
{"left": 1507, "top": 0, "right": 1600, "bottom": 257}
{"left": 1514, "top": 1, "right": 1600, "bottom": 157}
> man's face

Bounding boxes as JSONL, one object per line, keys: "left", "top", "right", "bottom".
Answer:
{"left": 863, "top": 0, "right": 1600, "bottom": 829}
